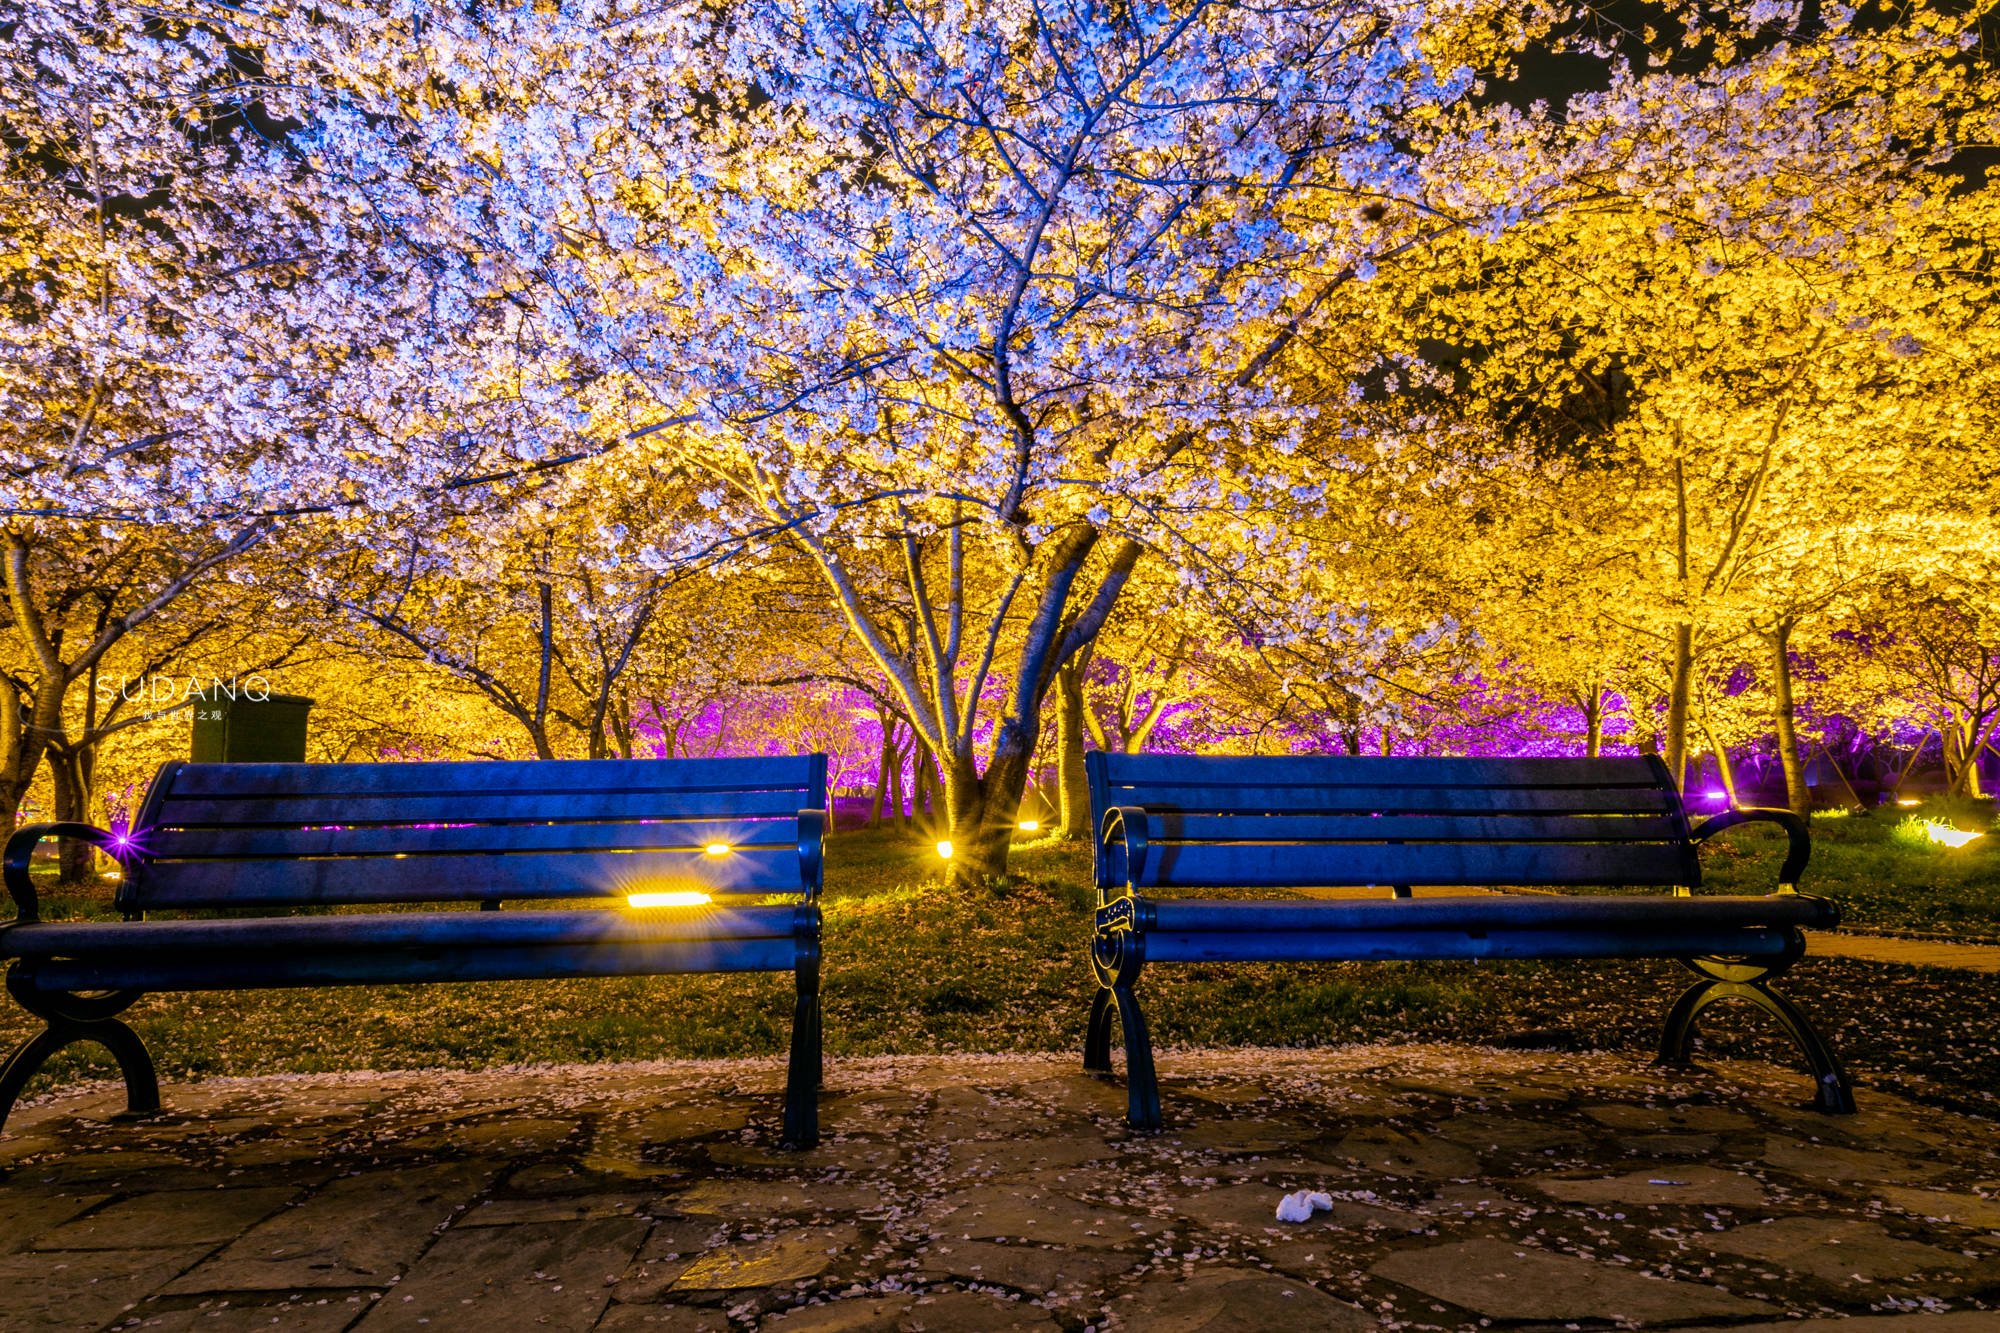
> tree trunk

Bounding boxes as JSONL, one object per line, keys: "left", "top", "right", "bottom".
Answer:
{"left": 939, "top": 540, "right": 1141, "bottom": 881}
{"left": 1766, "top": 618, "right": 1810, "bottom": 818}
{"left": 1818, "top": 744, "right": 1865, "bottom": 811}
{"left": 1712, "top": 745, "right": 1740, "bottom": 807}
{"left": 1120, "top": 636, "right": 1186, "bottom": 753}
{"left": 868, "top": 729, "right": 892, "bottom": 826}
{"left": 1338, "top": 695, "right": 1362, "bottom": 756}
{"left": 888, "top": 741, "right": 907, "bottom": 830}
{"left": 1945, "top": 708, "right": 1998, "bottom": 798}
{"left": 522, "top": 720, "right": 558, "bottom": 761}
{"left": 795, "top": 519, "right": 1139, "bottom": 879}
{"left": 938, "top": 752, "right": 1006, "bottom": 880}
{"left": 1943, "top": 711, "right": 1974, "bottom": 798}
{"left": 947, "top": 630, "right": 1128, "bottom": 881}
{"left": 945, "top": 651, "right": 1097, "bottom": 880}
{"left": 1663, "top": 624, "right": 1694, "bottom": 792}
{"left": 48, "top": 744, "right": 98, "bottom": 882}
{"left": 0, "top": 677, "right": 67, "bottom": 839}
{"left": 609, "top": 696, "right": 635, "bottom": 759}
{"left": 0, "top": 677, "right": 28, "bottom": 841}
{"left": 526, "top": 580, "right": 558, "bottom": 760}
{"left": 1, "top": 546, "right": 65, "bottom": 836}
{"left": 1696, "top": 705, "right": 1739, "bottom": 807}
{"left": 1055, "top": 658, "right": 1092, "bottom": 839}
{"left": 914, "top": 740, "right": 942, "bottom": 834}
{"left": 0, "top": 532, "right": 264, "bottom": 838}
{"left": 1580, "top": 687, "right": 1604, "bottom": 759}
{"left": 1892, "top": 728, "right": 1932, "bottom": 798}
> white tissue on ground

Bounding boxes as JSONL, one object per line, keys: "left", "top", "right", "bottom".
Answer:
{"left": 1275, "top": 1189, "right": 1334, "bottom": 1222}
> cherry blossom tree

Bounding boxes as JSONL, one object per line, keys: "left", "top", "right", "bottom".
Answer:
{"left": 2, "top": 4, "right": 559, "bottom": 521}
{"left": 1312, "top": 3, "right": 1997, "bottom": 801}
{"left": 0, "top": 525, "right": 265, "bottom": 840}
{"left": 14, "top": 0, "right": 1993, "bottom": 872}
{"left": 279, "top": 0, "right": 1575, "bottom": 874}
{"left": 2, "top": 4, "right": 563, "bottom": 835}
{"left": 296, "top": 469, "right": 721, "bottom": 760}
{"left": 1866, "top": 581, "right": 2000, "bottom": 800}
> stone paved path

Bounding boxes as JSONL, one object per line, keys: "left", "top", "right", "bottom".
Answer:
{"left": 1804, "top": 932, "right": 2000, "bottom": 973}
{"left": 3, "top": 1047, "right": 1998, "bottom": 1333}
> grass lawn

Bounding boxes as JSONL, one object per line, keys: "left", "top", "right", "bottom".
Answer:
{"left": 1772, "top": 799, "right": 2000, "bottom": 939}
{"left": 4, "top": 804, "right": 1996, "bottom": 1118}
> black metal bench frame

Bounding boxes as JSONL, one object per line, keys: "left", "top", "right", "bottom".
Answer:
{"left": 1084, "top": 753, "right": 1855, "bottom": 1130}
{"left": 0, "top": 755, "right": 829, "bottom": 1147}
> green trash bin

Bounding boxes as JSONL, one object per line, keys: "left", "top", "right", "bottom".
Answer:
{"left": 189, "top": 689, "right": 316, "bottom": 763}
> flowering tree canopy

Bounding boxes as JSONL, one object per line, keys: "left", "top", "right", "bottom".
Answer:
{"left": 0, "top": 2, "right": 579, "bottom": 841}
{"left": 5, "top": 0, "right": 1995, "bottom": 870}
{"left": 0, "top": 3, "right": 558, "bottom": 524}
{"left": 283, "top": 0, "right": 1588, "bottom": 871}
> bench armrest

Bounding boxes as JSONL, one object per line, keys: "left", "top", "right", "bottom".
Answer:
{"left": 1689, "top": 807, "right": 1810, "bottom": 890}
{"left": 797, "top": 808, "right": 827, "bottom": 899}
{"left": 1097, "top": 806, "right": 1150, "bottom": 906}
{"left": 3, "top": 822, "right": 131, "bottom": 925}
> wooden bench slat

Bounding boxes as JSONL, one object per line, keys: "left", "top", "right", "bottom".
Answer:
{"left": 7, "top": 906, "right": 802, "bottom": 955}
{"left": 1135, "top": 841, "right": 1692, "bottom": 888}
{"left": 164, "top": 756, "right": 822, "bottom": 797}
{"left": 1103, "top": 786, "right": 1680, "bottom": 816}
{"left": 132, "top": 848, "right": 805, "bottom": 907}
{"left": 153, "top": 790, "right": 807, "bottom": 826}
{"left": 1097, "top": 754, "right": 1665, "bottom": 787}
{"left": 1140, "top": 813, "right": 1685, "bottom": 843}
{"left": 1142, "top": 925, "right": 1794, "bottom": 964}
{"left": 1145, "top": 894, "right": 1836, "bottom": 933}
{"left": 141, "top": 819, "right": 796, "bottom": 860}
{"left": 25, "top": 937, "right": 802, "bottom": 992}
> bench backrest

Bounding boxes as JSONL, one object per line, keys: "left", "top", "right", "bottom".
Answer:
{"left": 117, "top": 755, "right": 828, "bottom": 913}
{"left": 1086, "top": 753, "right": 1697, "bottom": 892}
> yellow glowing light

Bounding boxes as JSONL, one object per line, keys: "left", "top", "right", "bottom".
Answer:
{"left": 104, "top": 871, "right": 122, "bottom": 881}
{"left": 704, "top": 843, "right": 731, "bottom": 856}
{"left": 1017, "top": 819, "right": 1040, "bottom": 832}
{"left": 1898, "top": 798, "right": 1922, "bottom": 807}
{"left": 936, "top": 840, "right": 954, "bottom": 859}
{"left": 1923, "top": 821, "right": 1983, "bottom": 849}
{"left": 627, "top": 891, "right": 712, "bottom": 908}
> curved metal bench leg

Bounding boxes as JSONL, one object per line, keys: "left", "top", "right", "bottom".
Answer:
{"left": 781, "top": 993, "right": 820, "bottom": 1150}
{"left": 1083, "top": 986, "right": 1116, "bottom": 1075}
{"left": 782, "top": 961, "right": 821, "bottom": 1150}
{"left": 776, "top": 1000, "right": 816, "bottom": 1144}
{"left": 0, "top": 1017, "right": 161, "bottom": 1133}
{"left": 1657, "top": 978, "right": 1856, "bottom": 1115}
{"left": 1088, "top": 927, "right": 1160, "bottom": 1129}
{"left": 1656, "top": 978, "right": 1714, "bottom": 1069}
{"left": 1110, "top": 986, "right": 1163, "bottom": 1132}
{"left": 811, "top": 994, "right": 824, "bottom": 1092}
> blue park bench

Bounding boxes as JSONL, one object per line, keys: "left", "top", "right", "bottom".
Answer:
{"left": 1084, "top": 752, "right": 1853, "bottom": 1130}
{"left": 0, "top": 754, "right": 828, "bottom": 1146}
